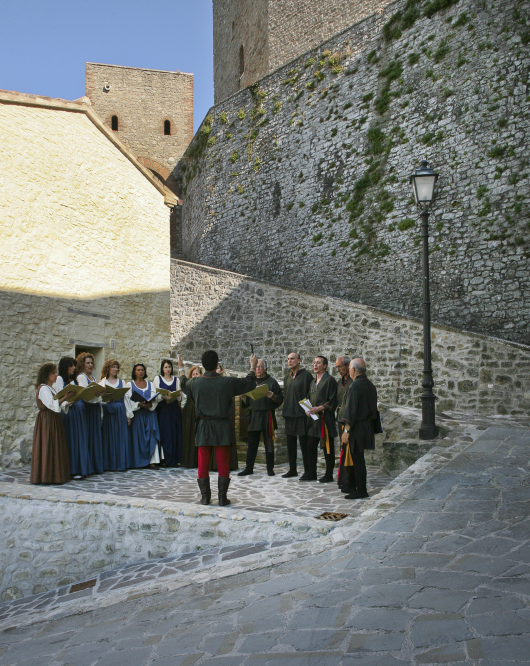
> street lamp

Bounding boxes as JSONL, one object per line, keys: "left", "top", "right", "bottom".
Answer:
{"left": 410, "top": 160, "right": 439, "bottom": 440}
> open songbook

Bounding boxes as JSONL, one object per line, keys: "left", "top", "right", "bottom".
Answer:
{"left": 100, "top": 386, "right": 130, "bottom": 402}
{"left": 130, "top": 391, "right": 156, "bottom": 404}
{"left": 299, "top": 398, "right": 319, "bottom": 420}
{"left": 156, "top": 388, "right": 182, "bottom": 403}
{"left": 242, "top": 384, "right": 269, "bottom": 401}
{"left": 53, "top": 383, "right": 106, "bottom": 403}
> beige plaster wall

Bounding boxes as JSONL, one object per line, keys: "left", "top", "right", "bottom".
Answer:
{"left": 0, "top": 101, "right": 172, "bottom": 469}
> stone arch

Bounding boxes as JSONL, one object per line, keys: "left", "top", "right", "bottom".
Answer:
{"left": 137, "top": 157, "right": 170, "bottom": 182}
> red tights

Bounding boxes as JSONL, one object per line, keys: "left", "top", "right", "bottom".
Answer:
{"left": 198, "top": 446, "right": 230, "bottom": 479}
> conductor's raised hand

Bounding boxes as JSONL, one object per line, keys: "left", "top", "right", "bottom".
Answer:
{"left": 177, "top": 354, "right": 184, "bottom": 372}
{"left": 250, "top": 353, "right": 258, "bottom": 370}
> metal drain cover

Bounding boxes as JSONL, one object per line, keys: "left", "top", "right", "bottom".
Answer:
{"left": 70, "top": 578, "right": 97, "bottom": 594}
{"left": 316, "top": 511, "right": 349, "bottom": 521}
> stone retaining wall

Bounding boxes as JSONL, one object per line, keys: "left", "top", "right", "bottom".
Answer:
{"left": 170, "top": 259, "right": 530, "bottom": 417}
{"left": 176, "top": 0, "right": 530, "bottom": 345}
{"left": 0, "top": 483, "right": 330, "bottom": 601}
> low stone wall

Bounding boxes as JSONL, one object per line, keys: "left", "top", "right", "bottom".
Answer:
{"left": 0, "top": 483, "right": 330, "bottom": 601}
{"left": 170, "top": 259, "right": 530, "bottom": 417}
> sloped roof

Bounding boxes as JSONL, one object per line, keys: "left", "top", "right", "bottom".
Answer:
{"left": 0, "top": 89, "right": 178, "bottom": 207}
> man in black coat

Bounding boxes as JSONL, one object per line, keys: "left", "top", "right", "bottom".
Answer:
{"left": 239, "top": 359, "right": 283, "bottom": 477}
{"left": 281, "top": 352, "right": 313, "bottom": 478}
{"left": 305, "top": 355, "right": 337, "bottom": 482}
{"left": 340, "top": 358, "right": 378, "bottom": 500}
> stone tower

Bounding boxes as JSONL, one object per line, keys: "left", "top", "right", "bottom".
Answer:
{"left": 213, "top": 0, "right": 396, "bottom": 103}
{"left": 86, "top": 63, "right": 193, "bottom": 193}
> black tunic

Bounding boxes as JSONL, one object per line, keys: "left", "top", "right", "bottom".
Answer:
{"left": 340, "top": 374, "right": 378, "bottom": 452}
{"left": 281, "top": 368, "right": 314, "bottom": 436}
{"left": 243, "top": 374, "right": 283, "bottom": 432}
{"left": 181, "top": 371, "right": 256, "bottom": 447}
{"left": 307, "top": 372, "right": 338, "bottom": 443}
{"left": 336, "top": 375, "right": 353, "bottom": 423}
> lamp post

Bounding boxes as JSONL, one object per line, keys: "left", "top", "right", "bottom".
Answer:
{"left": 410, "top": 160, "right": 439, "bottom": 440}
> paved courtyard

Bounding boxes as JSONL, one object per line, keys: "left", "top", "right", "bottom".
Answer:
{"left": 0, "top": 461, "right": 393, "bottom": 519}
{"left": 0, "top": 425, "right": 528, "bottom": 665}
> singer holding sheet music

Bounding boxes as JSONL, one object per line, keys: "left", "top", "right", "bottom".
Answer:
{"left": 54, "top": 357, "right": 90, "bottom": 479}
{"left": 128, "top": 363, "right": 161, "bottom": 469}
{"left": 76, "top": 352, "right": 106, "bottom": 476}
{"left": 31, "top": 363, "right": 73, "bottom": 484}
{"left": 153, "top": 359, "right": 185, "bottom": 468}
{"left": 99, "top": 359, "right": 132, "bottom": 472}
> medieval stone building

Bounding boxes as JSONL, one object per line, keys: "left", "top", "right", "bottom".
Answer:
{"left": 213, "top": 0, "right": 396, "bottom": 102}
{"left": 86, "top": 63, "right": 194, "bottom": 193}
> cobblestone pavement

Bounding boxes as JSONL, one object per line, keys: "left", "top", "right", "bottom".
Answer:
{"left": 0, "top": 426, "right": 529, "bottom": 665}
{"left": 0, "top": 462, "right": 393, "bottom": 518}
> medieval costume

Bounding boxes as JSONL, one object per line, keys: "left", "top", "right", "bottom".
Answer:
{"left": 77, "top": 372, "right": 104, "bottom": 475}
{"left": 340, "top": 373, "right": 378, "bottom": 499}
{"left": 335, "top": 374, "right": 355, "bottom": 492}
{"left": 153, "top": 374, "right": 185, "bottom": 467}
{"left": 99, "top": 378, "right": 132, "bottom": 472}
{"left": 209, "top": 397, "right": 239, "bottom": 472}
{"left": 30, "top": 384, "right": 71, "bottom": 484}
{"left": 128, "top": 380, "right": 161, "bottom": 468}
{"left": 239, "top": 373, "right": 284, "bottom": 476}
{"left": 181, "top": 394, "right": 198, "bottom": 468}
{"left": 53, "top": 375, "right": 89, "bottom": 477}
{"left": 281, "top": 367, "right": 313, "bottom": 477}
{"left": 305, "top": 371, "right": 337, "bottom": 482}
{"left": 180, "top": 370, "right": 256, "bottom": 506}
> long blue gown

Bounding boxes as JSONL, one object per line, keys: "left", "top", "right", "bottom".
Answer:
{"left": 102, "top": 379, "right": 129, "bottom": 472}
{"left": 156, "top": 376, "right": 182, "bottom": 467}
{"left": 129, "top": 381, "right": 160, "bottom": 468}
{"left": 79, "top": 373, "right": 104, "bottom": 475}
{"left": 58, "top": 381, "right": 90, "bottom": 476}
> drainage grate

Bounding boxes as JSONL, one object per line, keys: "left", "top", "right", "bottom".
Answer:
{"left": 69, "top": 578, "right": 97, "bottom": 594}
{"left": 316, "top": 511, "right": 349, "bottom": 521}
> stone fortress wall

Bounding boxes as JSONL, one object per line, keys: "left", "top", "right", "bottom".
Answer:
{"left": 0, "top": 92, "right": 174, "bottom": 470}
{"left": 170, "top": 259, "right": 530, "bottom": 418}
{"left": 213, "top": 0, "right": 397, "bottom": 103}
{"left": 177, "top": 0, "right": 530, "bottom": 346}
{"left": 86, "top": 63, "right": 194, "bottom": 192}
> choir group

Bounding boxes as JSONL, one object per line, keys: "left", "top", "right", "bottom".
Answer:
{"left": 30, "top": 353, "right": 202, "bottom": 485}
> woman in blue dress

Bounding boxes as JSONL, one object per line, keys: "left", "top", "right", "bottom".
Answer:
{"left": 99, "top": 359, "right": 132, "bottom": 472}
{"left": 76, "top": 352, "right": 105, "bottom": 475}
{"left": 153, "top": 359, "right": 185, "bottom": 467}
{"left": 53, "top": 357, "right": 90, "bottom": 479}
{"left": 128, "top": 363, "right": 161, "bottom": 469}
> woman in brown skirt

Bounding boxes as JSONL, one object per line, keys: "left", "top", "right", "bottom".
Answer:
{"left": 181, "top": 365, "right": 201, "bottom": 468}
{"left": 30, "top": 363, "right": 73, "bottom": 484}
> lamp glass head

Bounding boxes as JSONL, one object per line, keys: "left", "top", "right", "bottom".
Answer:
{"left": 410, "top": 160, "right": 438, "bottom": 205}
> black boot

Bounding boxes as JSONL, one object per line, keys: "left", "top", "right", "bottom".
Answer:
{"left": 283, "top": 436, "right": 298, "bottom": 477}
{"left": 319, "top": 448, "right": 335, "bottom": 483}
{"left": 218, "top": 476, "right": 231, "bottom": 506}
{"left": 197, "top": 477, "right": 211, "bottom": 505}
{"left": 266, "top": 451, "right": 275, "bottom": 476}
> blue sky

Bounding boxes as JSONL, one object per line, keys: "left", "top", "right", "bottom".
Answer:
{"left": 0, "top": 0, "right": 213, "bottom": 133}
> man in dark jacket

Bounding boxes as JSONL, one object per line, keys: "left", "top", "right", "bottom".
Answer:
{"left": 281, "top": 352, "right": 314, "bottom": 478}
{"left": 239, "top": 359, "right": 283, "bottom": 477}
{"left": 178, "top": 350, "right": 257, "bottom": 506}
{"left": 335, "top": 356, "right": 355, "bottom": 493}
{"left": 305, "top": 355, "right": 338, "bottom": 482}
{"left": 340, "top": 358, "right": 378, "bottom": 500}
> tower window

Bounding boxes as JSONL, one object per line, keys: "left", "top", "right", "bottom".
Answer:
{"left": 239, "top": 45, "right": 245, "bottom": 76}
{"left": 164, "top": 120, "right": 171, "bottom": 135}
{"left": 111, "top": 115, "right": 118, "bottom": 131}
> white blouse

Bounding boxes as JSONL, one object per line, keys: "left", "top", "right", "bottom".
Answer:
{"left": 98, "top": 378, "right": 134, "bottom": 419}
{"left": 128, "top": 380, "right": 158, "bottom": 413}
{"left": 38, "top": 384, "right": 69, "bottom": 413}
{"left": 77, "top": 372, "right": 101, "bottom": 404}
{"left": 152, "top": 375, "right": 187, "bottom": 408}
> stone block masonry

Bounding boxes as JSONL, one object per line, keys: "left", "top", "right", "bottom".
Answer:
{"left": 86, "top": 63, "right": 194, "bottom": 193}
{"left": 170, "top": 259, "right": 530, "bottom": 417}
{"left": 213, "top": 0, "right": 397, "bottom": 103}
{"left": 177, "top": 0, "right": 530, "bottom": 346}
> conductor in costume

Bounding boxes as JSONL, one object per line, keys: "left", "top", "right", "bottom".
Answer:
{"left": 178, "top": 351, "right": 257, "bottom": 506}
{"left": 281, "top": 352, "right": 314, "bottom": 478}
{"left": 340, "top": 358, "right": 378, "bottom": 500}
{"left": 239, "top": 359, "right": 283, "bottom": 477}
